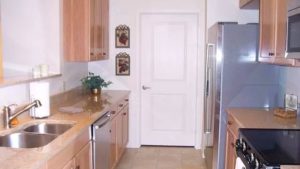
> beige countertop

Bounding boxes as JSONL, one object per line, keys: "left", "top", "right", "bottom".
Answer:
{"left": 227, "top": 108, "right": 300, "bottom": 129}
{"left": 0, "top": 88, "right": 130, "bottom": 169}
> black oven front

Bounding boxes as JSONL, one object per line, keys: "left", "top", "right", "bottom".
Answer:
{"left": 235, "top": 129, "right": 300, "bottom": 169}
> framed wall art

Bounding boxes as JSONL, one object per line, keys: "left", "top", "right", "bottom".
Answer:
{"left": 116, "top": 52, "right": 130, "bottom": 76}
{"left": 115, "top": 25, "right": 130, "bottom": 48}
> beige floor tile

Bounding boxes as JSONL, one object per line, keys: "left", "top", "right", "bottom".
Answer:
{"left": 116, "top": 146, "right": 207, "bottom": 169}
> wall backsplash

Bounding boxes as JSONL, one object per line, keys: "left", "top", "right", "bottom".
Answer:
{"left": 0, "top": 62, "right": 88, "bottom": 113}
{"left": 284, "top": 67, "right": 300, "bottom": 101}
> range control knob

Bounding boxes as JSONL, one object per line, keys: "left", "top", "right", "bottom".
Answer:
{"left": 242, "top": 142, "right": 247, "bottom": 152}
{"left": 248, "top": 153, "right": 260, "bottom": 169}
{"left": 235, "top": 138, "right": 244, "bottom": 151}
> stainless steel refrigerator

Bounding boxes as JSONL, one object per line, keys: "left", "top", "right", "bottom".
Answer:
{"left": 203, "top": 22, "right": 284, "bottom": 169}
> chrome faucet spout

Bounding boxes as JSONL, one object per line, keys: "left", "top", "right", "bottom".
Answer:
{"left": 3, "top": 100, "right": 42, "bottom": 129}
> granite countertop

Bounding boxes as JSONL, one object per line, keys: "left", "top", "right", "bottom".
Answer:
{"left": 227, "top": 108, "right": 300, "bottom": 129}
{"left": 0, "top": 88, "right": 130, "bottom": 169}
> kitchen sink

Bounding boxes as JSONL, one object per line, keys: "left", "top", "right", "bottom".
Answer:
{"left": 0, "top": 122, "right": 75, "bottom": 148}
{"left": 23, "top": 123, "right": 74, "bottom": 135}
{"left": 0, "top": 132, "right": 57, "bottom": 148}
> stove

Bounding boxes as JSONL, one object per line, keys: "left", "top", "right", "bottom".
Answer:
{"left": 235, "top": 129, "right": 300, "bottom": 169}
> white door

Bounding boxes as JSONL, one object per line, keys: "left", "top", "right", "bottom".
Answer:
{"left": 140, "top": 13, "right": 198, "bottom": 146}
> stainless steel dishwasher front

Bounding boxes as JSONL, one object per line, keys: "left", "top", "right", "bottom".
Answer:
{"left": 92, "top": 111, "right": 111, "bottom": 169}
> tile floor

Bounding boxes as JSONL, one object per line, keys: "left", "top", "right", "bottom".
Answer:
{"left": 116, "top": 146, "right": 207, "bottom": 169}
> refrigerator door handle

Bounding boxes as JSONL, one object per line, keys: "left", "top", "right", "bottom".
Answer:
{"left": 204, "top": 43, "right": 215, "bottom": 134}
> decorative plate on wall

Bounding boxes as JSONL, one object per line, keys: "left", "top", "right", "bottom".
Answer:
{"left": 115, "top": 25, "right": 130, "bottom": 48}
{"left": 116, "top": 52, "right": 130, "bottom": 76}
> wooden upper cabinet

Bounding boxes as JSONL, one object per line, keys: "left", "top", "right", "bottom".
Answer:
{"left": 259, "top": 0, "right": 294, "bottom": 65}
{"left": 63, "top": 0, "right": 109, "bottom": 61}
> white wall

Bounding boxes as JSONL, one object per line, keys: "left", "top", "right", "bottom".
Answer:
{"left": 1, "top": 0, "right": 61, "bottom": 75}
{"left": 207, "top": 0, "right": 259, "bottom": 28}
{"left": 89, "top": 0, "right": 206, "bottom": 148}
{"left": 0, "top": 0, "right": 88, "bottom": 108}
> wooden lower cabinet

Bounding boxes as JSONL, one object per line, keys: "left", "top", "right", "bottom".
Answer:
{"left": 75, "top": 142, "right": 92, "bottom": 169}
{"left": 47, "top": 129, "right": 91, "bottom": 169}
{"left": 110, "top": 116, "right": 117, "bottom": 169}
{"left": 225, "top": 114, "right": 240, "bottom": 169}
{"left": 225, "top": 130, "right": 237, "bottom": 169}
{"left": 62, "top": 159, "right": 75, "bottom": 169}
{"left": 122, "top": 105, "right": 129, "bottom": 148}
{"left": 110, "top": 100, "right": 129, "bottom": 169}
{"left": 61, "top": 141, "right": 92, "bottom": 169}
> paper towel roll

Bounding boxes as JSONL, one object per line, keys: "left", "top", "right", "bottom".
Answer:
{"left": 29, "top": 82, "right": 50, "bottom": 118}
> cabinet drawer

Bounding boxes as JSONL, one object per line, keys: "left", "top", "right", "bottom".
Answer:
{"left": 227, "top": 114, "right": 239, "bottom": 138}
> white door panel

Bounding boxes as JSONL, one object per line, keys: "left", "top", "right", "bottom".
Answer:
{"left": 140, "top": 13, "right": 198, "bottom": 146}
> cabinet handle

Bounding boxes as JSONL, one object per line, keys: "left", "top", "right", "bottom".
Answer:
{"left": 268, "top": 52, "right": 274, "bottom": 56}
{"left": 227, "top": 121, "right": 233, "bottom": 125}
{"left": 119, "top": 104, "right": 123, "bottom": 107}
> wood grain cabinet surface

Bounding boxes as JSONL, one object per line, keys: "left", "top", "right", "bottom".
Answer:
{"left": 258, "top": 0, "right": 296, "bottom": 66}
{"left": 63, "top": 0, "right": 109, "bottom": 61}
{"left": 225, "top": 114, "right": 240, "bottom": 169}
{"left": 110, "top": 98, "right": 129, "bottom": 169}
{"left": 47, "top": 129, "right": 91, "bottom": 169}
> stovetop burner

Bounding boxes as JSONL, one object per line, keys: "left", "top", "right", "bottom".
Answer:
{"left": 236, "top": 129, "right": 300, "bottom": 168}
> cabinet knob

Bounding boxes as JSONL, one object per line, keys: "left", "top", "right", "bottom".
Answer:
{"left": 231, "top": 142, "right": 235, "bottom": 148}
{"left": 90, "top": 52, "right": 94, "bottom": 55}
{"left": 125, "top": 99, "right": 129, "bottom": 102}
{"left": 111, "top": 111, "right": 116, "bottom": 114}
{"left": 123, "top": 112, "right": 127, "bottom": 116}
{"left": 76, "top": 165, "right": 80, "bottom": 169}
{"left": 227, "top": 121, "right": 233, "bottom": 125}
{"left": 103, "top": 52, "right": 106, "bottom": 55}
{"left": 268, "top": 52, "right": 274, "bottom": 56}
{"left": 119, "top": 104, "right": 124, "bottom": 107}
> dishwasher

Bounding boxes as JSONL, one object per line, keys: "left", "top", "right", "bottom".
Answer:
{"left": 92, "top": 111, "right": 111, "bottom": 169}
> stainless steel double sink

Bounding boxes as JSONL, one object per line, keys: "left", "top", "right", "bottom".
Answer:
{"left": 0, "top": 123, "right": 74, "bottom": 148}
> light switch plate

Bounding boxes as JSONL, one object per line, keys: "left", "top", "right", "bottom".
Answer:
{"left": 285, "top": 94, "right": 298, "bottom": 110}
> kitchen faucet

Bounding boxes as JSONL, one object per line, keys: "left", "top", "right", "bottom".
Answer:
{"left": 3, "top": 100, "right": 42, "bottom": 129}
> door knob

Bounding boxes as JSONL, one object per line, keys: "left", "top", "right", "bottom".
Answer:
{"left": 142, "top": 86, "right": 151, "bottom": 90}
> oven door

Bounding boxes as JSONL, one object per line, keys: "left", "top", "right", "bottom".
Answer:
{"left": 286, "top": 9, "right": 300, "bottom": 58}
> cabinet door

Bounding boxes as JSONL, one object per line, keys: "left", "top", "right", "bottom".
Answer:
{"left": 62, "top": 159, "right": 75, "bottom": 169}
{"left": 122, "top": 105, "right": 129, "bottom": 148}
{"left": 101, "top": 0, "right": 109, "bottom": 59}
{"left": 116, "top": 111, "right": 124, "bottom": 160}
{"left": 75, "top": 142, "right": 92, "bottom": 169}
{"left": 225, "top": 130, "right": 237, "bottom": 169}
{"left": 63, "top": 0, "right": 90, "bottom": 61}
{"left": 259, "top": 0, "right": 294, "bottom": 65}
{"left": 259, "top": 0, "right": 276, "bottom": 61}
{"left": 110, "top": 117, "right": 117, "bottom": 169}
